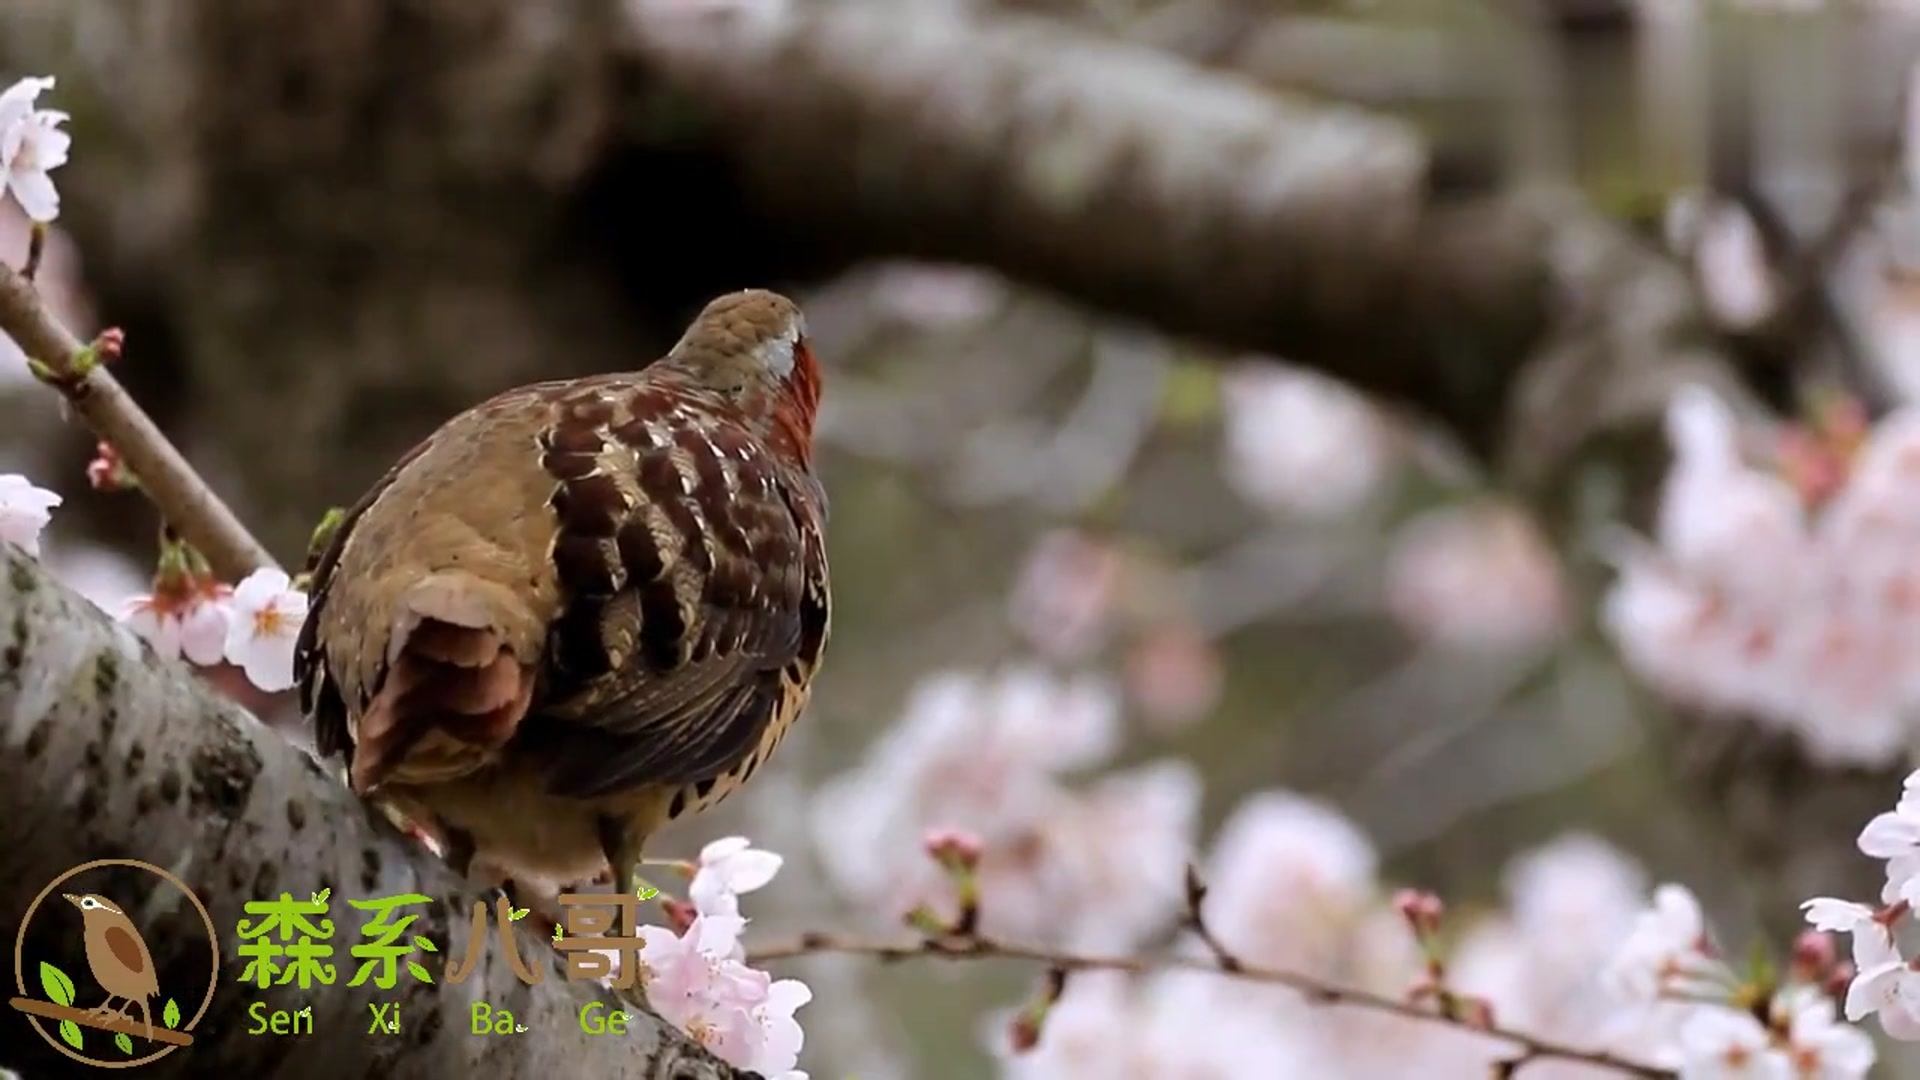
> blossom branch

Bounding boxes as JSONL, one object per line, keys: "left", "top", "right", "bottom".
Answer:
{"left": 0, "top": 258, "right": 277, "bottom": 579}
{"left": 746, "top": 930, "right": 1672, "bottom": 1078}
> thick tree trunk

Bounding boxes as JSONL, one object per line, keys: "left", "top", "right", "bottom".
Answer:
{"left": 0, "top": 546, "right": 738, "bottom": 1078}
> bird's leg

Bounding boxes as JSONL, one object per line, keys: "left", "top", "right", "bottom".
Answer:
{"left": 87, "top": 994, "right": 119, "bottom": 1016}
{"left": 441, "top": 826, "right": 478, "bottom": 880}
{"left": 597, "top": 816, "right": 655, "bottom": 901}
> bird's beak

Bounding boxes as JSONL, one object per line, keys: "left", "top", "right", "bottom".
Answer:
{"left": 61, "top": 894, "right": 81, "bottom": 908}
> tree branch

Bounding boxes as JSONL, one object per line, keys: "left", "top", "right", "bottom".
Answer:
{"left": 622, "top": 2, "right": 1723, "bottom": 466}
{"left": 0, "top": 546, "right": 737, "bottom": 1078}
{"left": 0, "top": 260, "right": 276, "bottom": 579}
{"left": 747, "top": 930, "right": 1671, "bottom": 1078}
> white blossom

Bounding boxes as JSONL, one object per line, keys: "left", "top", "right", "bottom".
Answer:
{"left": 122, "top": 584, "right": 231, "bottom": 667}
{"left": 0, "top": 76, "right": 70, "bottom": 222}
{"left": 1220, "top": 364, "right": 1392, "bottom": 519}
{"left": 1603, "top": 884, "right": 1724, "bottom": 1002}
{"left": 1842, "top": 928, "right": 1920, "bottom": 1039}
{"left": 690, "top": 836, "right": 783, "bottom": 918}
{"left": 1694, "top": 200, "right": 1776, "bottom": 330}
{"left": 1801, "top": 898, "right": 1877, "bottom": 935}
{"left": 1783, "top": 994, "right": 1876, "bottom": 1079}
{"left": 0, "top": 473, "right": 61, "bottom": 555}
{"left": 1677, "top": 1007, "right": 1790, "bottom": 1080}
{"left": 223, "top": 567, "right": 309, "bottom": 692}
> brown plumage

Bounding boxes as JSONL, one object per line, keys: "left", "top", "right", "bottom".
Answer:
{"left": 64, "top": 893, "right": 159, "bottom": 1039}
{"left": 295, "top": 289, "right": 830, "bottom": 893}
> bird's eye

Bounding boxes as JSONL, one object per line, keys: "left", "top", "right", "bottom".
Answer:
{"left": 80, "top": 898, "right": 96, "bottom": 909}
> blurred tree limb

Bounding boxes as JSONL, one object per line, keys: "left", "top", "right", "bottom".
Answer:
{"left": 0, "top": 546, "right": 739, "bottom": 1078}
{"left": 621, "top": 2, "right": 1732, "bottom": 478}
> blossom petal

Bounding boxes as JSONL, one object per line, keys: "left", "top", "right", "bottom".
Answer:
{"left": 1859, "top": 811, "right": 1920, "bottom": 859}
{"left": 1802, "top": 897, "right": 1875, "bottom": 934}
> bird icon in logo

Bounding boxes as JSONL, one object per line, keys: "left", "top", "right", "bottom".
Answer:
{"left": 62, "top": 893, "right": 159, "bottom": 1039}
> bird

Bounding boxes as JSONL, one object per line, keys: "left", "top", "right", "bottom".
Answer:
{"left": 295, "top": 289, "right": 830, "bottom": 898}
{"left": 63, "top": 893, "right": 159, "bottom": 1040}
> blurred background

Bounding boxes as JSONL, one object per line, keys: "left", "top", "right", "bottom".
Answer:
{"left": 9, "top": 0, "right": 1920, "bottom": 1075}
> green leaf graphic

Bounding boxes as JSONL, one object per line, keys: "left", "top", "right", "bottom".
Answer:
{"left": 412, "top": 935, "right": 438, "bottom": 953}
{"left": 509, "top": 907, "right": 529, "bottom": 922}
{"left": 38, "top": 962, "right": 75, "bottom": 1007}
{"left": 635, "top": 885, "right": 659, "bottom": 901}
{"left": 312, "top": 887, "right": 331, "bottom": 904}
{"left": 551, "top": 925, "right": 564, "bottom": 941}
{"left": 57, "top": 1019, "right": 83, "bottom": 1049}
{"left": 407, "top": 961, "right": 434, "bottom": 985}
{"left": 163, "top": 998, "right": 181, "bottom": 1030}
{"left": 115, "top": 1031, "right": 134, "bottom": 1055}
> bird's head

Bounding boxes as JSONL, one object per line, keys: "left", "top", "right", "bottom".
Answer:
{"left": 63, "top": 893, "right": 123, "bottom": 918}
{"left": 662, "top": 289, "right": 823, "bottom": 465}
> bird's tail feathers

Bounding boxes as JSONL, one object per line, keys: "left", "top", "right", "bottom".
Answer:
{"left": 351, "top": 574, "right": 536, "bottom": 793}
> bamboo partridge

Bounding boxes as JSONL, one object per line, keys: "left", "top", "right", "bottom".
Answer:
{"left": 295, "top": 289, "right": 829, "bottom": 894}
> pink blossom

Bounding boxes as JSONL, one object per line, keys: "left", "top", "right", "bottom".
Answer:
{"left": 1384, "top": 502, "right": 1567, "bottom": 654}
{"left": 637, "top": 914, "right": 810, "bottom": 1074}
{"left": 1007, "top": 529, "right": 1124, "bottom": 660}
{"left": 811, "top": 667, "right": 1196, "bottom": 951}
{"left": 1200, "top": 792, "right": 1378, "bottom": 972}
{"left": 1123, "top": 623, "right": 1223, "bottom": 732}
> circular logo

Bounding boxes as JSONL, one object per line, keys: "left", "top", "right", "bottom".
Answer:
{"left": 11, "top": 859, "right": 220, "bottom": 1069}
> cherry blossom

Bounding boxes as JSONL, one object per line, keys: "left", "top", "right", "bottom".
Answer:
{"left": 1200, "top": 791, "right": 1379, "bottom": 973}
{"left": 0, "top": 75, "right": 70, "bottom": 222}
{"left": 1007, "top": 529, "right": 1124, "bottom": 660}
{"left": 1383, "top": 501, "right": 1568, "bottom": 654}
{"left": 1782, "top": 994, "right": 1876, "bottom": 1079}
{"left": 1800, "top": 898, "right": 1877, "bottom": 936}
{"left": 1605, "top": 385, "right": 1920, "bottom": 764}
{"left": 1602, "top": 884, "right": 1726, "bottom": 1002}
{"left": 1123, "top": 622, "right": 1223, "bottom": 731}
{"left": 1219, "top": 363, "right": 1393, "bottom": 519}
{"left": 690, "top": 836, "right": 784, "bottom": 918}
{"left": 1841, "top": 929, "right": 1920, "bottom": 1038}
{"left": 0, "top": 473, "right": 61, "bottom": 555}
{"left": 636, "top": 913, "right": 811, "bottom": 1076}
{"left": 122, "top": 581, "right": 232, "bottom": 667}
{"left": 1676, "top": 1008, "right": 1789, "bottom": 1080}
{"left": 223, "top": 567, "right": 309, "bottom": 692}
{"left": 1693, "top": 199, "right": 1777, "bottom": 330}
{"left": 812, "top": 667, "right": 1197, "bottom": 951}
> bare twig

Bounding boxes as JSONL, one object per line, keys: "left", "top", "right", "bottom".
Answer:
{"left": 0, "top": 259, "right": 276, "bottom": 579}
{"left": 749, "top": 931, "right": 1671, "bottom": 1077}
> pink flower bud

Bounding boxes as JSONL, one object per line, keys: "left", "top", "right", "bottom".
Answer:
{"left": 1393, "top": 888, "right": 1444, "bottom": 936}
{"left": 1826, "top": 961, "right": 1856, "bottom": 1001}
{"left": 86, "top": 440, "right": 137, "bottom": 492}
{"left": 1008, "top": 1012, "right": 1042, "bottom": 1053}
{"left": 662, "top": 897, "right": 696, "bottom": 935}
{"left": 1792, "top": 930, "right": 1836, "bottom": 981}
{"left": 94, "top": 327, "right": 125, "bottom": 362}
{"left": 923, "top": 827, "right": 984, "bottom": 871}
